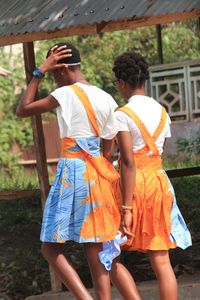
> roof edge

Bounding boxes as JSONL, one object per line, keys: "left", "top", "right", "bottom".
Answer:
{"left": 0, "top": 10, "right": 199, "bottom": 47}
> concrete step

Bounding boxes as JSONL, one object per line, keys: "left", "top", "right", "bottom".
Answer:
{"left": 25, "top": 273, "right": 200, "bottom": 300}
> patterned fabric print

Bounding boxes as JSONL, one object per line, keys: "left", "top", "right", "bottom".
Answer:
{"left": 116, "top": 106, "right": 192, "bottom": 252}
{"left": 40, "top": 137, "right": 120, "bottom": 244}
{"left": 167, "top": 178, "right": 192, "bottom": 249}
{"left": 119, "top": 154, "right": 192, "bottom": 252}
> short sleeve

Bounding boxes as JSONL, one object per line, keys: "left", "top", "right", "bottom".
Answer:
{"left": 115, "top": 110, "right": 130, "bottom": 132}
{"left": 101, "top": 96, "right": 119, "bottom": 140}
{"left": 51, "top": 87, "right": 72, "bottom": 127}
{"left": 165, "top": 114, "right": 171, "bottom": 138}
{"left": 109, "top": 97, "right": 118, "bottom": 111}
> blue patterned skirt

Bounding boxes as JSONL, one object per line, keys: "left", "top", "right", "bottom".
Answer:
{"left": 40, "top": 137, "right": 120, "bottom": 244}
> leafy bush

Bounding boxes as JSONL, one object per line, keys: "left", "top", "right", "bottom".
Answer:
{"left": 0, "top": 168, "right": 39, "bottom": 192}
{"left": 0, "top": 21, "right": 200, "bottom": 173}
{"left": 176, "top": 128, "right": 200, "bottom": 162}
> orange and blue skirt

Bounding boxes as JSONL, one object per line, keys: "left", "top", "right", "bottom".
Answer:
{"left": 119, "top": 151, "right": 192, "bottom": 252}
{"left": 40, "top": 137, "right": 120, "bottom": 244}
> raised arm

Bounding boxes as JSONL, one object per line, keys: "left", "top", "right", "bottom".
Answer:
{"left": 16, "top": 45, "right": 71, "bottom": 118}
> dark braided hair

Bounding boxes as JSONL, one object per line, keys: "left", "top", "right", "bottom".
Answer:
{"left": 113, "top": 52, "right": 149, "bottom": 89}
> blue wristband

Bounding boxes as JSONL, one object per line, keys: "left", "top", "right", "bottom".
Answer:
{"left": 32, "top": 68, "right": 44, "bottom": 78}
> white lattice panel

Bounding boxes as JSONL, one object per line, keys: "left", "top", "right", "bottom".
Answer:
{"left": 149, "top": 60, "right": 200, "bottom": 122}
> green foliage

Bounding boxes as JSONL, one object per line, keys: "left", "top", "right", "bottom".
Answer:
{"left": 163, "top": 157, "right": 200, "bottom": 170}
{"left": 0, "top": 20, "right": 200, "bottom": 174}
{"left": 162, "top": 23, "right": 200, "bottom": 63}
{"left": 0, "top": 175, "right": 199, "bottom": 298}
{"left": 176, "top": 128, "right": 200, "bottom": 162}
{"left": 68, "top": 27, "right": 158, "bottom": 104}
{"left": 0, "top": 168, "right": 39, "bottom": 192}
{"left": 0, "top": 50, "right": 33, "bottom": 171}
{"left": 171, "top": 176, "right": 200, "bottom": 233}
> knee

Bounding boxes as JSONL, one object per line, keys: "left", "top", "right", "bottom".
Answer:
{"left": 110, "top": 259, "right": 120, "bottom": 272}
{"left": 84, "top": 243, "right": 102, "bottom": 260}
{"left": 41, "top": 242, "right": 54, "bottom": 260}
{"left": 84, "top": 243, "right": 104, "bottom": 268}
{"left": 150, "top": 251, "right": 172, "bottom": 276}
{"left": 41, "top": 243, "right": 48, "bottom": 259}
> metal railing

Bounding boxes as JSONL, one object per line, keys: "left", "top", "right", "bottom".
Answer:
{"left": 149, "top": 59, "right": 200, "bottom": 122}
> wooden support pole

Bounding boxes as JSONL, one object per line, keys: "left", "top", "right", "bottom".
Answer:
{"left": 198, "top": 17, "right": 200, "bottom": 37}
{"left": 22, "top": 42, "right": 62, "bottom": 292}
{"left": 156, "top": 24, "right": 164, "bottom": 64}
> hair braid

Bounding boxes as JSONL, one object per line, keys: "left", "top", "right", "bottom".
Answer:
{"left": 113, "top": 52, "right": 149, "bottom": 89}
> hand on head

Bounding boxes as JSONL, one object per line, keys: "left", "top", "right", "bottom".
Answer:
{"left": 40, "top": 45, "right": 72, "bottom": 74}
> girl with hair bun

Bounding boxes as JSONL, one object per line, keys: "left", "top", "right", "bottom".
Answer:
{"left": 110, "top": 51, "right": 192, "bottom": 300}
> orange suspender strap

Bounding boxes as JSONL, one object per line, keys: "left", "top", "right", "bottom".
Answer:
{"left": 117, "top": 106, "right": 167, "bottom": 155}
{"left": 152, "top": 107, "right": 167, "bottom": 142}
{"left": 70, "top": 84, "right": 100, "bottom": 136}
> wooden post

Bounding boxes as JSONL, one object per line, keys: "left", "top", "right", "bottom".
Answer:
{"left": 156, "top": 24, "right": 164, "bottom": 64}
{"left": 23, "top": 42, "right": 62, "bottom": 292}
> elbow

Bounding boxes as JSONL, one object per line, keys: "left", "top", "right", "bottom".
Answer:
{"left": 16, "top": 106, "right": 23, "bottom": 117}
{"left": 104, "top": 152, "right": 113, "bottom": 163}
{"left": 121, "top": 157, "right": 134, "bottom": 169}
{"left": 16, "top": 106, "right": 27, "bottom": 118}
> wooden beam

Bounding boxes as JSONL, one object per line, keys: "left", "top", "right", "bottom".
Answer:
{"left": 0, "top": 189, "right": 41, "bottom": 201}
{"left": 0, "top": 10, "right": 199, "bottom": 46}
{"left": 156, "top": 24, "right": 164, "bottom": 64}
{"left": 23, "top": 42, "right": 62, "bottom": 293}
{"left": 166, "top": 166, "right": 200, "bottom": 178}
{"left": 23, "top": 42, "right": 50, "bottom": 210}
{"left": 1, "top": 166, "right": 199, "bottom": 201}
{"left": 19, "top": 158, "right": 59, "bottom": 165}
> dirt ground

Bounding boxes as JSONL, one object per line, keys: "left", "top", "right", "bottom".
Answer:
{"left": 0, "top": 180, "right": 200, "bottom": 300}
{"left": 0, "top": 209, "right": 199, "bottom": 300}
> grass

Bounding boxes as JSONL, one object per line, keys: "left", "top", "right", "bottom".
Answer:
{"left": 0, "top": 158, "right": 199, "bottom": 192}
{"left": 0, "top": 167, "right": 199, "bottom": 299}
{"left": 170, "top": 176, "right": 200, "bottom": 233}
{"left": 0, "top": 197, "right": 91, "bottom": 300}
{"left": 163, "top": 158, "right": 200, "bottom": 170}
{"left": 0, "top": 176, "right": 200, "bottom": 300}
{"left": 0, "top": 168, "right": 39, "bottom": 192}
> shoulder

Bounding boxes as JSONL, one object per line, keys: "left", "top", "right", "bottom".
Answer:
{"left": 51, "top": 85, "right": 72, "bottom": 95}
{"left": 115, "top": 104, "right": 131, "bottom": 123}
{"left": 90, "top": 85, "right": 118, "bottom": 109}
{"left": 107, "top": 94, "right": 118, "bottom": 110}
{"left": 148, "top": 97, "right": 163, "bottom": 110}
{"left": 50, "top": 86, "right": 74, "bottom": 102}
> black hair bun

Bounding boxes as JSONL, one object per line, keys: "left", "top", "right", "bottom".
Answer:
{"left": 113, "top": 52, "right": 149, "bottom": 88}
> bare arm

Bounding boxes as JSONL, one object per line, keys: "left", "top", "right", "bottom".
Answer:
{"left": 16, "top": 45, "right": 71, "bottom": 118}
{"left": 117, "top": 131, "right": 135, "bottom": 207}
{"left": 117, "top": 131, "right": 135, "bottom": 237}
{"left": 102, "top": 138, "right": 116, "bottom": 163}
{"left": 16, "top": 82, "right": 59, "bottom": 117}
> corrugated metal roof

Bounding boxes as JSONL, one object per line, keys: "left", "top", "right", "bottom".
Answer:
{"left": 0, "top": 0, "right": 199, "bottom": 42}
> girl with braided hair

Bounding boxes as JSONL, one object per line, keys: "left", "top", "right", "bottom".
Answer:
{"left": 109, "top": 52, "right": 192, "bottom": 300}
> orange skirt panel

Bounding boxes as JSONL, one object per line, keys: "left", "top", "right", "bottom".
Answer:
{"left": 41, "top": 137, "right": 120, "bottom": 244}
{"left": 117, "top": 151, "right": 176, "bottom": 252}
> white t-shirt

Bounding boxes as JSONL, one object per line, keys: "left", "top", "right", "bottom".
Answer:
{"left": 51, "top": 83, "right": 119, "bottom": 139}
{"left": 115, "top": 95, "right": 171, "bottom": 155}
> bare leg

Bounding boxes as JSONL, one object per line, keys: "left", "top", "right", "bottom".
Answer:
{"left": 110, "top": 259, "right": 141, "bottom": 300}
{"left": 149, "top": 250, "right": 178, "bottom": 300}
{"left": 41, "top": 243, "right": 93, "bottom": 300}
{"left": 84, "top": 243, "right": 111, "bottom": 300}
